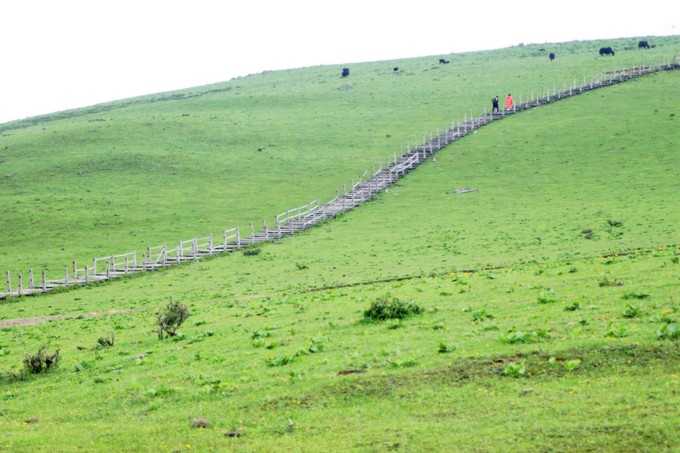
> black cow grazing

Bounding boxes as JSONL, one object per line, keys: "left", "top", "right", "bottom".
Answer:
{"left": 599, "top": 47, "right": 615, "bottom": 56}
{"left": 393, "top": 67, "right": 400, "bottom": 72}
{"left": 549, "top": 52, "right": 556, "bottom": 61}
{"left": 639, "top": 40, "right": 650, "bottom": 49}
{"left": 438, "top": 58, "right": 450, "bottom": 64}
{"left": 341, "top": 68, "right": 350, "bottom": 77}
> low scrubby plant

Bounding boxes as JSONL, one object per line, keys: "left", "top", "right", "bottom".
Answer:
{"left": 502, "top": 361, "right": 527, "bottom": 378}
{"left": 500, "top": 329, "right": 549, "bottom": 344}
{"left": 157, "top": 301, "right": 190, "bottom": 339}
{"left": 657, "top": 323, "right": 679, "bottom": 340}
{"left": 564, "top": 301, "right": 580, "bottom": 312}
{"left": 622, "top": 304, "right": 641, "bottom": 319}
{"left": 363, "top": 296, "right": 423, "bottom": 322}
{"left": 471, "top": 309, "right": 494, "bottom": 322}
{"left": 23, "top": 346, "right": 60, "bottom": 375}
{"left": 438, "top": 342, "right": 456, "bottom": 353}
{"left": 623, "top": 292, "right": 650, "bottom": 300}
{"left": 599, "top": 276, "right": 623, "bottom": 287}
{"left": 605, "top": 324, "right": 628, "bottom": 338}
{"left": 243, "top": 247, "right": 261, "bottom": 256}
{"left": 96, "top": 333, "right": 115, "bottom": 349}
{"left": 537, "top": 295, "right": 558, "bottom": 305}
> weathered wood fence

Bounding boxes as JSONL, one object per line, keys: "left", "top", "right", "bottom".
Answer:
{"left": 2, "top": 61, "right": 679, "bottom": 300}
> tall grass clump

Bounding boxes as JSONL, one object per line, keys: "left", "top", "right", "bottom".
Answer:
{"left": 363, "top": 296, "right": 423, "bottom": 322}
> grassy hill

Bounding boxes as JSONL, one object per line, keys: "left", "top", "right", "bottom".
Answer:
{"left": 1, "top": 35, "right": 679, "bottom": 274}
{"left": 1, "top": 61, "right": 679, "bottom": 451}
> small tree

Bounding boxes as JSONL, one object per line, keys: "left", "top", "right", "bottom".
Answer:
{"left": 157, "top": 301, "right": 190, "bottom": 339}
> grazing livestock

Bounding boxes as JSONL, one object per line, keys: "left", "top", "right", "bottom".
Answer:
{"left": 393, "top": 67, "right": 399, "bottom": 72}
{"left": 599, "top": 47, "right": 615, "bottom": 56}
{"left": 438, "top": 58, "right": 450, "bottom": 64}
{"left": 639, "top": 40, "right": 650, "bottom": 49}
{"left": 341, "top": 68, "right": 350, "bottom": 77}
{"left": 549, "top": 52, "right": 556, "bottom": 61}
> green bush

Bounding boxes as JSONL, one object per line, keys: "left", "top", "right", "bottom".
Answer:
{"left": 657, "top": 323, "right": 679, "bottom": 340}
{"left": 502, "top": 362, "right": 527, "bottom": 378}
{"left": 622, "top": 304, "right": 641, "bottom": 319}
{"left": 471, "top": 309, "right": 494, "bottom": 322}
{"left": 243, "top": 247, "right": 261, "bottom": 256}
{"left": 23, "top": 346, "right": 60, "bottom": 375}
{"left": 363, "top": 296, "right": 423, "bottom": 322}
{"left": 96, "top": 333, "right": 115, "bottom": 349}
{"left": 157, "top": 301, "right": 190, "bottom": 339}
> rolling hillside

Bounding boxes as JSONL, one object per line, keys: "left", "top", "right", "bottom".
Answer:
{"left": 1, "top": 35, "right": 679, "bottom": 274}
{"left": 1, "top": 60, "right": 679, "bottom": 451}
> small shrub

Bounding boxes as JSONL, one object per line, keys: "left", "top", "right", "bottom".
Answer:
{"left": 363, "top": 296, "right": 423, "bottom": 322}
{"left": 671, "top": 256, "right": 679, "bottom": 264}
{"left": 438, "top": 342, "right": 456, "bottom": 354}
{"left": 266, "top": 354, "right": 298, "bottom": 367}
{"left": 537, "top": 295, "right": 557, "bottom": 305}
{"left": 605, "top": 324, "right": 628, "bottom": 338}
{"left": 23, "top": 346, "right": 60, "bottom": 375}
{"left": 607, "top": 219, "right": 623, "bottom": 228}
{"left": 295, "top": 263, "right": 308, "bottom": 270}
{"left": 563, "top": 359, "right": 582, "bottom": 372}
{"left": 581, "top": 228, "right": 594, "bottom": 240}
{"left": 191, "top": 417, "right": 210, "bottom": 429}
{"left": 471, "top": 309, "right": 494, "bottom": 322}
{"left": 500, "top": 329, "right": 549, "bottom": 344}
{"left": 502, "top": 362, "right": 527, "bottom": 378}
{"left": 243, "top": 247, "right": 261, "bottom": 256}
{"left": 622, "top": 292, "right": 650, "bottom": 300}
{"left": 96, "top": 333, "right": 115, "bottom": 349}
{"left": 157, "top": 301, "right": 190, "bottom": 339}
{"left": 657, "top": 323, "right": 680, "bottom": 340}
{"left": 622, "top": 304, "right": 641, "bottom": 319}
{"left": 564, "top": 301, "right": 580, "bottom": 312}
{"left": 599, "top": 276, "right": 623, "bottom": 287}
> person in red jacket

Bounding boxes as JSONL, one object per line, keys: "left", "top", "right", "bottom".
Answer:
{"left": 504, "top": 93, "right": 514, "bottom": 110}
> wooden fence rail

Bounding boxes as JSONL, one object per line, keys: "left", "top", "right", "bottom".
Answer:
{"left": 2, "top": 61, "right": 679, "bottom": 301}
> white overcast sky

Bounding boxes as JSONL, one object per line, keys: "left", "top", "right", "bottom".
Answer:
{"left": 1, "top": 0, "right": 678, "bottom": 124}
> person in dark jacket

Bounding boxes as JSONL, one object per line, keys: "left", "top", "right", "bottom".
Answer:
{"left": 492, "top": 96, "right": 500, "bottom": 113}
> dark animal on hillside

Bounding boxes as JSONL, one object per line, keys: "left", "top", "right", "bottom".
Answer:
{"left": 341, "top": 68, "right": 350, "bottom": 77}
{"left": 599, "top": 47, "right": 615, "bottom": 56}
{"left": 393, "top": 67, "right": 399, "bottom": 72}
{"left": 438, "top": 58, "right": 450, "bottom": 64}
{"left": 549, "top": 52, "right": 556, "bottom": 61}
{"left": 638, "top": 40, "right": 650, "bottom": 49}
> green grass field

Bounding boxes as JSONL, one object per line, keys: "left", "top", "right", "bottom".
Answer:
{"left": 1, "top": 35, "right": 679, "bottom": 273}
{"left": 1, "top": 47, "right": 679, "bottom": 451}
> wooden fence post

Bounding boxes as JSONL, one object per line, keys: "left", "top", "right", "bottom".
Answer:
{"left": 64, "top": 266, "right": 69, "bottom": 284}
{"left": 237, "top": 227, "right": 241, "bottom": 247}
{"left": 6, "top": 271, "right": 11, "bottom": 295}
{"left": 124, "top": 256, "right": 129, "bottom": 274}
{"left": 85, "top": 265, "right": 89, "bottom": 283}
{"left": 41, "top": 270, "right": 47, "bottom": 291}
{"left": 28, "top": 268, "right": 34, "bottom": 289}
{"left": 18, "top": 272, "right": 23, "bottom": 297}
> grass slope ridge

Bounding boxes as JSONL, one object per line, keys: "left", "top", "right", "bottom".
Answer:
{"left": 1, "top": 36, "right": 680, "bottom": 273}
{"left": 1, "top": 71, "right": 679, "bottom": 451}
{"left": 4, "top": 63, "right": 672, "bottom": 300}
